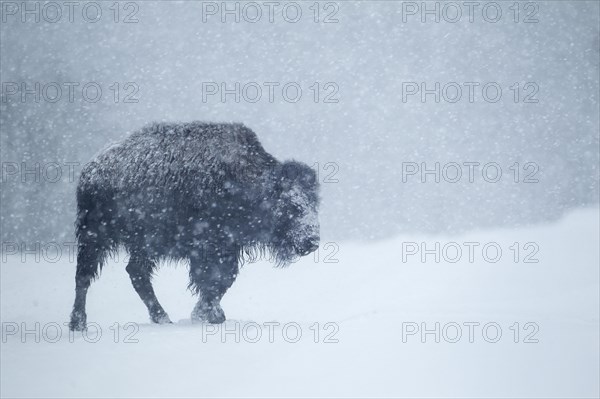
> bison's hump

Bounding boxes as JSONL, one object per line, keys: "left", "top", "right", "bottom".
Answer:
{"left": 137, "top": 121, "right": 266, "bottom": 144}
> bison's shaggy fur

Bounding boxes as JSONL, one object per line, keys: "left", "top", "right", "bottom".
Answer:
{"left": 69, "top": 122, "right": 320, "bottom": 330}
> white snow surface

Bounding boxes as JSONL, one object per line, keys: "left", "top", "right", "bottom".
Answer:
{"left": 1, "top": 208, "right": 598, "bottom": 398}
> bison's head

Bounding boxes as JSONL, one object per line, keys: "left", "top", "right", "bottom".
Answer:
{"left": 270, "top": 161, "right": 320, "bottom": 265}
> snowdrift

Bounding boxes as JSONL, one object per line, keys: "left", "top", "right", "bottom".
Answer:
{"left": 1, "top": 207, "right": 598, "bottom": 398}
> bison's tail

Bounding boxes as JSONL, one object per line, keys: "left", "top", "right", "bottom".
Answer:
{"left": 75, "top": 182, "right": 115, "bottom": 280}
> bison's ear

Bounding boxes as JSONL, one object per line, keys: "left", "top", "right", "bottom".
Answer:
{"left": 278, "top": 161, "right": 318, "bottom": 190}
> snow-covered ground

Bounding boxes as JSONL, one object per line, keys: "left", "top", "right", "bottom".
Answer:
{"left": 1, "top": 207, "right": 598, "bottom": 398}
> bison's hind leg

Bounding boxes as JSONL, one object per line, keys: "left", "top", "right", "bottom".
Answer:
{"left": 70, "top": 235, "right": 115, "bottom": 330}
{"left": 70, "top": 215, "right": 114, "bottom": 330}
{"left": 69, "top": 243, "right": 105, "bottom": 331}
{"left": 126, "top": 253, "right": 172, "bottom": 325}
{"left": 70, "top": 184, "right": 115, "bottom": 331}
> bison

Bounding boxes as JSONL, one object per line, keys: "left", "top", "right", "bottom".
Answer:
{"left": 69, "top": 122, "right": 320, "bottom": 330}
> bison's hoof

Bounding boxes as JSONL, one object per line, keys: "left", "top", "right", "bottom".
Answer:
{"left": 191, "top": 303, "right": 226, "bottom": 324}
{"left": 151, "top": 311, "right": 173, "bottom": 325}
{"left": 69, "top": 311, "right": 87, "bottom": 331}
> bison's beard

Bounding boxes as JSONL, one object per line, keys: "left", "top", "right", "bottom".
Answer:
{"left": 269, "top": 244, "right": 301, "bottom": 267}
{"left": 238, "top": 242, "right": 300, "bottom": 268}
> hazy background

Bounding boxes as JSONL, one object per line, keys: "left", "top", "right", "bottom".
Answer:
{"left": 1, "top": 4, "right": 599, "bottom": 397}
{"left": 1, "top": 0, "right": 598, "bottom": 244}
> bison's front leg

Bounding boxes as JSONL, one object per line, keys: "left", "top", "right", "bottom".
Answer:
{"left": 189, "top": 246, "right": 239, "bottom": 324}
